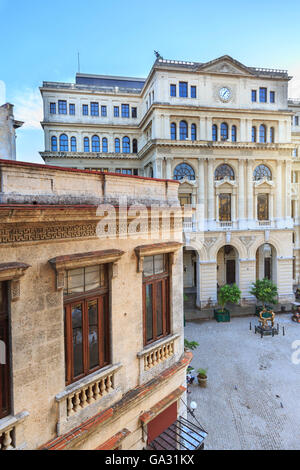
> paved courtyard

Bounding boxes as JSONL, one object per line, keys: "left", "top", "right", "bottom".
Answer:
{"left": 185, "top": 314, "right": 300, "bottom": 450}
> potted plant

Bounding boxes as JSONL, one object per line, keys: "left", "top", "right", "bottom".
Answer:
{"left": 250, "top": 278, "right": 278, "bottom": 316}
{"left": 196, "top": 368, "right": 207, "bottom": 388}
{"left": 214, "top": 284, "right": 241, "bottom": 322}
{"left": 184, "top": 339, "right": 199, "bottom": 351}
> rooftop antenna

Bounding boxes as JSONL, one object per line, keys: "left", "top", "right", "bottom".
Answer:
{"left": 77, "top": 52, "right": 81, "bottom": 73}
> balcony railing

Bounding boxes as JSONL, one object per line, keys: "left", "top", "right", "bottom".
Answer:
{"left": 258, "top": 220, "right": 271, "bottom": 227}
{"left": 143, "top": 338, "right": 176, "bottom": 371}
{"left": 219, "top": 221, "right": 233, "bottom": 228}
{"left": 56, "top": 364, "right": 121, "bottom": 419}
{"left": 0, "top": 412, "right": 29, "bottom": 451}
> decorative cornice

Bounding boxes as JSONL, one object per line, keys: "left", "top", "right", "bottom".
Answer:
{"left": 135, "top": 241, "right": 182, "bottom": 272}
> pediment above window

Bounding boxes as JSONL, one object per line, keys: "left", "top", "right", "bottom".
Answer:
{"left": 198, "top": 55, "right": 254, "bottom": 76}
{"left": 253, "top": 178, "right": 274, "bottom": 188}
{"left": 0, "top": 262, "right": 31, "bottom": 301}
{"left": 49, "top": 249, "right": 124, "bottom": 290}
{"left": 179, "top": 178, "right": 196, "bottom": 187}
{"left": 135, "top": 242, "right": 182, "bottom": 273}
{"left": 215, "top": 177, "right": 237, "bottom": 188}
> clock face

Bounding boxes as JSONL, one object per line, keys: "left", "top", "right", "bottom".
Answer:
{"left": 219, "top": 87, "right": 231, "bottom": 102}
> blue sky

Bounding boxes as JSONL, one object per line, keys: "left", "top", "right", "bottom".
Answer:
{"left": 1, "top": 0, "right": 300, "bottom": 163}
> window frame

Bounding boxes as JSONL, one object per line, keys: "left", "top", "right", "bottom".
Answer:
{"left": 121, "top": 104, "right": 130, "bottom": 118}
{"left": 142, "top": 255, "right": 170, "bottom": 347}
{"left": 58, "top": 100, "right": 67, "bottom": 115}
{"left": 91, "top": 102, "right": 99, "bottom": 116}
{"left": 101, "top": 105, "right": 107, "bottom": 117}
{"left": 50, "top": 102, "right": 56, "bottom": 114}
{"left": 251, "top": 90, "right": 257, "bottom": 102}
{"left": 69, "top": 104, "right": 76, "bottom": 115}
{"left": 0, "top": 282, "right": 10, "bottom": 420}
{"left": 259, "top": 87, "right": 267, "bottom": 103}
{"left": 114, "top": 106, "right": 120, "bottom": 117}
{"left": 64, "top": 265, "right": 110, "bottom": 386}
{"left": 82, "top": 104, "right": 89, "bottom": 116}
{"left": 170, "top": 84, "right": 176, "bottom": 97}
{"left": 191, "top": 86, "right": 197, "bottom": 98}
{"left": 270, "top": 91, "right": 275, "bottom": 103}
{"left": 179, "top": 82, "right": 188, "bottom": 98}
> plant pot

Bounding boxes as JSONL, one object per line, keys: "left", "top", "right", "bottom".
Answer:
{"left": 197, "top": 375, "right": 207, "bottom": 387}
{"left": 214, "top": 308, "right": 230, "bottom": 323}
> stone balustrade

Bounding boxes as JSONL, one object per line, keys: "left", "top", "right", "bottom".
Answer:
{"left": 0, "top": 411, "right": 29, "bottom": 450}
{"left": 141, "top": 336, "right": 178, "bottom": 371}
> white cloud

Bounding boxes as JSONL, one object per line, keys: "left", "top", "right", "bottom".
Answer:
{"left": 12, "top": 88, "right": 43, "bottom": 130}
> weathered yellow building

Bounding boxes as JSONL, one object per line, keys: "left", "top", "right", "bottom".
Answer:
{"left": 0, "top": 159, "right": 198, "bottom": 450}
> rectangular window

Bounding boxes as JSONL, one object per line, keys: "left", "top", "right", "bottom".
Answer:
{"left": 64, "top": 265, "right": 109, "bottom": 385}
{"left": 251, "top": 90, "right": 257, "bottom": 102}
{"left": 69, "top": 104, "right": 75, "bottom": 115}
{"left": 143, "top": 255, "right": 170, "bottom": 346}
{"left": 191, "top": 86, "right": 197, "bottom": 98}
{"left": 179, "top": 194, "right": 192, "bottom": 206}
{"left": 91, "top": 102, "right": 99, "bottom": 116}
{"left": 82, "top": 104, "right": 89, "bottom": 116}
{"left": 170, "top": 84, "right": 176, "bottom": 97}
{"left": 121, "top": 104, "right": 129, "bottom": 118}
{"left": 219, "top": 194, "right": 231, "bottom": 221}
{"left": 50, "top": 102, "right": 56, "bottom": 114}
{"left": 132, "top": 107, "right": 137, "bottom": 118}
{"left": 179, "top": 82, "right": 188, "bottom": 98}
{"left": 58, "top": 100, "right": 67, "bottom": 114}
{"left": 257, "top": 194, "right": 269, "bottom": 221}
{"left": 0, "top": 282, "right": 10, "bottom": 419}
{"left": 114, "top": 106, "right": 120, "bottom": 117}
{"left": 101, "top": 106, "right": 107, "bottom": 117}
{"left": 295, "top": 116, "right": 299, "bottom": 126}
{"left": 270, "top": 91, "right": 275, "bottom": 103}
{"left": 259, "top": 87, "right": 267, "bottom": 103}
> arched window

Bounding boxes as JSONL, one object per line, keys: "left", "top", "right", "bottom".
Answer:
{"left": 115, "top": 138, "right": 120, "bottom": 153}
{"left": 122, "top": 136, "right": 130, "bottom": 153}
{"left": 253, "top": 164, "right": 272, "bottom": 181}
{"left": 102, "top": 138, "right": 108, "bottom": 153}
{"left": 132, "top": 139, "right": 138, "bottom": 153}
{"left": 231, "top": 125, "right": 237, "bottom": 142}
{"left": 259, "top": 124, "right": 266, "bottom": 143}
{"left": 220, "top": 122, "right": 228, "bottom": 140}
{"left": 270, "top": 127, "right": 275, "bottom": 143}
{"left": 59, "top": 134, "right": 68, "bottom": 152}
{"left": 212, "top": 124, "right": 218, "bottom": 141}
{"left": 70, "top": 137, "right": 77, "bottom": 152}
{"left": 51, "top": 136, "right": 57, "bottom": 151}
{"left": 191, "top": 124, "right": 197, "bottom": 141}
{"left": 252, "top": 126, "right": 257, "bottom": 143}
{"left": 92, "top": 135, "right": 100, "bottom": 152}
{"left": 171, "top": 123, "right": 177, "bottom": 140}
{"left": 84, "top": 137, "right": 90, "bottom": 152}
{"left": 179, "top": 121, "right": 188, "bottom": 140}
{"left": 173, "top": 163, "right": 195, "bottom": 181}
{"left": 215, "top": 164, "right": 235, "bottom": 181}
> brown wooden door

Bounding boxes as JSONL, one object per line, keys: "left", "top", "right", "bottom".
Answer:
{"left": 226, "top": 260, "right": 236, "bottom": 285}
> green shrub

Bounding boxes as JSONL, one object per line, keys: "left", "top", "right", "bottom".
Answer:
{"left": 197, "top": 368, "right": 207, "bottom": 377}
{"left": 250, "top": 278, "right": 278, "bottom": 309}
{"left": 218, "top": 284, "right": 241, "bottom": 312}
{"left": 184, "top": 339, "right": 199, "bottom": 351}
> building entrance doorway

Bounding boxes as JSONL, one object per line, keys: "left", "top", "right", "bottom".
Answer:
{"left": 217, "top": 245, "right": 239, "bottom": 287}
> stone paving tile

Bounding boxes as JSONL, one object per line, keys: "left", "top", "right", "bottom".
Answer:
{"left": 185, "top": 314, "right": 300, "bottom": 450}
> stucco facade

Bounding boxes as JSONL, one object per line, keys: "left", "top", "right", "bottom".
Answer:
{"left": 39, "top": 55, "right": 299, "bottom": 308}
{"left": 0, "top": 159, "right": 189, "bottom": 450}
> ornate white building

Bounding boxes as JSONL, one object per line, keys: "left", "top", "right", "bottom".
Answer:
{"left": 40, "top": 55, "right": 300, "bottom": 308}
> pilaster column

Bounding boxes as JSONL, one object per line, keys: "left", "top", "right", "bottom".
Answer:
{"left": 247, "top": 160, "right": 254, "bottom": 223}
{"left": 207, "top": 158, "right": 215, "bottom": 224}
{"left": 199, "top": 117, "right": 206, "bottom": 141}
{"left": 206, "top": 117, "right": 212, "bottom": 140}
{"left": 238, "top": 159, "right": 245, "bottom": 225}
{"left": 197, "top": 158, "right": 205, "bottom": 230}
{"left": 165, "top": 156, "right": 173, "bottom": 180}
{"left": 276, "top": 160, "right": 282, "bottom": 224}
{"left": 285, "top": 160, "right": 292, "bottom": 219}
{"left": 232, "top": 192, "right": 236, "bottom": 222}
{"left": 154, "top": 157, "right": 163, "bottom": 178}
{"left": 270, "top": 192, "right": 274, "bottom": 221}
